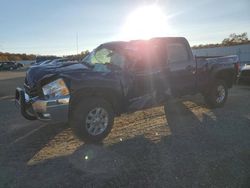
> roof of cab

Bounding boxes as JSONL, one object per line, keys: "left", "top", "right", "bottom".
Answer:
{"left": 100, "top": 37, "right": 188, "bottom": 50}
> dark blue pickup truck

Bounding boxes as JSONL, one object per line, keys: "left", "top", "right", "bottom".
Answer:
{"left": 15, "top": 37, "right": 239, "bottom": 142}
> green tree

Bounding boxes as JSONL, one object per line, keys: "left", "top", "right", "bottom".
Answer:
{"left": 0, "top": 55, "right": 9, "bottom": 61}
{"left": 222, "top": 32, "right": 249, "bottom": 45}
{"left": 192, "top": 32, "right": 250, "bottom": 49}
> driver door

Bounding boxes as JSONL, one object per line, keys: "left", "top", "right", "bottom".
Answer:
{"left": 126, "top": 43, "right": 168, "bottom": 111}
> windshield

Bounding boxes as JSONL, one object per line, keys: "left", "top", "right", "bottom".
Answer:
{"left": 82, "top": 47, "right": 126, "bottom": 72}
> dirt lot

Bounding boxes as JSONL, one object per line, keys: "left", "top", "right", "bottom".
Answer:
{"left": 0, "top": 71, "right": 250, "bottom": 188}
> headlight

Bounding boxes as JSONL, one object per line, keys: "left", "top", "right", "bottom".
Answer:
{"left": 42, "top": 78, "right": 69, "bottom": 98}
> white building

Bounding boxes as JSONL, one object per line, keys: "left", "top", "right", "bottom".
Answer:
{"left": 192, "top": 44, "right": 250, "bottom": 65}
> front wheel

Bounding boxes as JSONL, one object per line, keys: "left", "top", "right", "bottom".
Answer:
{"left": 70, "top": 97, "right": 114, "bottom": 143}
{"left": 204, "top": 80, "right": 228, "bottom": 108}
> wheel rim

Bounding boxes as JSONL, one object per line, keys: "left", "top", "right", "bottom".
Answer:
{"left": 216, "top": 85, "right": 226, "bottom": 103}
{"left": 85, "top": 107, "right": 109, "bottom": 136}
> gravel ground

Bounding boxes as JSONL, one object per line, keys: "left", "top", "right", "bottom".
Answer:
{"left": 0, "top": 71, "right": 249, "bottom": 188}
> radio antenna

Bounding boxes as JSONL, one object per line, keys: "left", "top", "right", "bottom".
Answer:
{"left": 76, "top": 32, "right": 79, "bottom": 55}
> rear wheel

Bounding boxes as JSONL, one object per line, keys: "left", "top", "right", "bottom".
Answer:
{"left": 204, "top": 80, "right": 228, "bottom": 108}
{"left": 70, "top": 97, "right": 114, "bottom": 143}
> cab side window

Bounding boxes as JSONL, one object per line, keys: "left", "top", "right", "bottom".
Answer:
{"left": 167, "top": 43, "right": 189, "bottom": 63}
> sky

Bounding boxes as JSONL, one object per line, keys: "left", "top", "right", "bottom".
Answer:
{"left": 0, "top": 0, "right": 249, "bottom": 55}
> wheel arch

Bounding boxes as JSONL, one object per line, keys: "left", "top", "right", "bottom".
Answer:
{"left": 69, "top": 87, "right": 124, "bottom": 117}
{"left": 213, "top": 69, "right": 234, "bottom": 88}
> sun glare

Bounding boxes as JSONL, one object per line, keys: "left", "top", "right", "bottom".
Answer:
{"left": 120, "top": 5, "right": 169, "bottom": 40}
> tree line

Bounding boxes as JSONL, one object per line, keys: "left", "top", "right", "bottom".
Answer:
{"left": 0, "top": 52, "right": 36, "bottom": 62}
{"left": 192, "top": 32, "right": 250, "bottom": 49}
{"left": 63, "top": 50, "right": 90, "bottom": 61}
{"left": 0, "top": 50, "right": 89, "bottom": 62}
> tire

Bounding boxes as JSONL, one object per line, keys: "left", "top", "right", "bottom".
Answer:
{"left": 70, "top": 97, "right": 114, "bottom": 143}
{"left": 22, "top": 107, "right": 37, "bottom": 120}
{"left": 19, "top": 95, "right": 37, "bottom": 120}
{"left": 204, "top": 79, "right": 228, "bottom": 108}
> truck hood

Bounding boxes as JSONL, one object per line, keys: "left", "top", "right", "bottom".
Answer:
{"left": 25, "top": 62, "right": 89, "bottom": 87}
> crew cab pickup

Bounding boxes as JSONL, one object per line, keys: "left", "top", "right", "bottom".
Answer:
{"left": 15, "top": 37, "right": 238, "bottom": 142}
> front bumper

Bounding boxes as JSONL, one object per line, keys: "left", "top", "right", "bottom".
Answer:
{"left": 15, "top": 87, "right": 69, "bottom": 122}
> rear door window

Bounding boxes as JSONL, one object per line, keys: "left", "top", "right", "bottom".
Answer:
{"left": 167, "top": 43, "right": 189, "bottom": 63}
{"left": 131, "top": 43, "right": 166, "bottom": 73}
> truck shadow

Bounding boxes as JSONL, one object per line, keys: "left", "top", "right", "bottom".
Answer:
{"left": 2, "top": 95, "right": 250, "bottom": 188}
